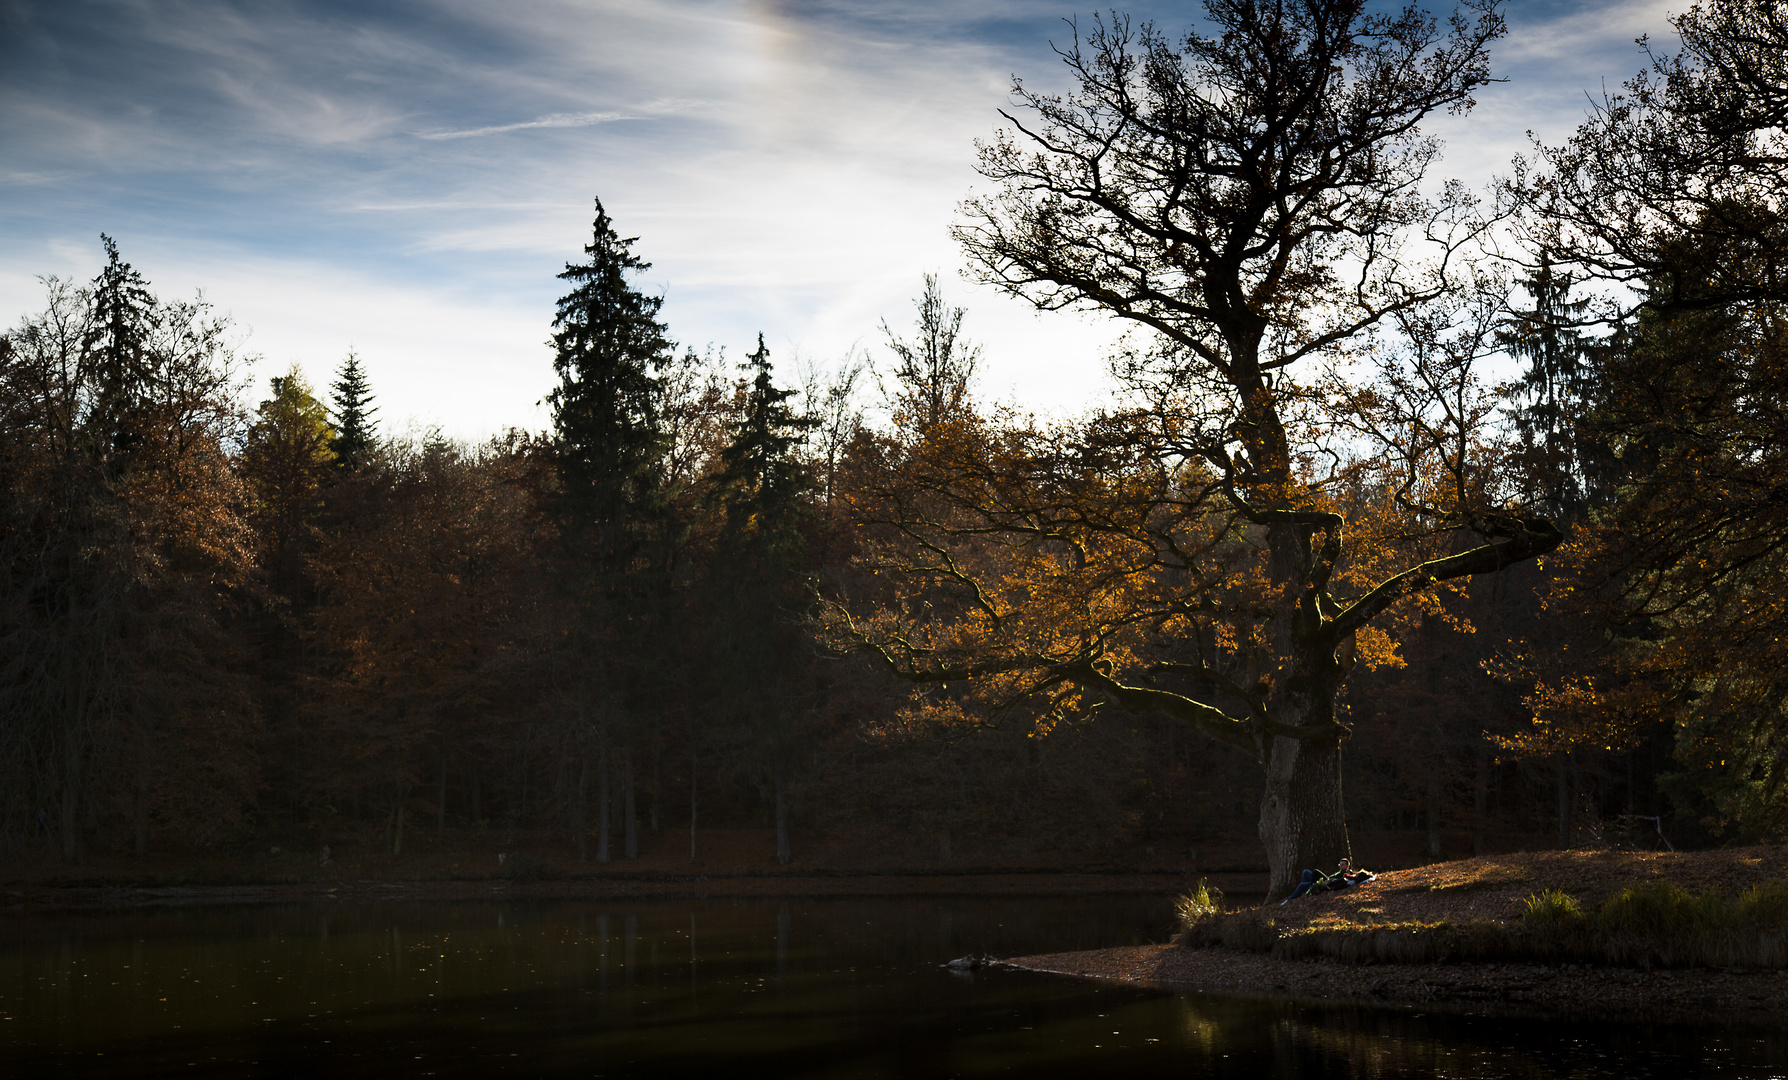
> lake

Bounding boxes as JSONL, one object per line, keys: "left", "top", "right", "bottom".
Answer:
{"left": 2, "top": 893, "right": 1785, "bottom": 1077}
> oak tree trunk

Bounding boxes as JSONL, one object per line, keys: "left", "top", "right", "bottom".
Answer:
{"left": 1257, "top": 517, "right": 1352, "bottom": 899}
{"left": 1257, "top": 733, "right": 1349, "bottom": 901}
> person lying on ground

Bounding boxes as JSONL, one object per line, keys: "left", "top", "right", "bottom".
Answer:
{"left": 1281, "top": 858, "right": 1375, "bottom": 904}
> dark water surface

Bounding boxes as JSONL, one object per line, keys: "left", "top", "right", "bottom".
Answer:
{"left": 2, "top": 893, "right": 1785, "bottom": 1077}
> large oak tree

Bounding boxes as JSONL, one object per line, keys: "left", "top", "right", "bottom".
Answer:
{"left": 831, "top": 0, "right": 1561, "bottom": 897}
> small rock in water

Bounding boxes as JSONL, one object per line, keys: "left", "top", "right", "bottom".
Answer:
{"left": 946, "top": 955, "right": 998, "bottom": 971}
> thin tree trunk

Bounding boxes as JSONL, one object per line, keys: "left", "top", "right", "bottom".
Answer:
{"left": 773, "top": 759, "right": 790, "bottom": 865}
{"left": 689, "top": 744, "right": 698, "bottom": 863}
{"left": 60, "top": 714, "right": 85, "bottom": 866}
{"left": 470, "top": 766, "right": 481, "bottom": 825}
{"left": 1424, "top": 726, "right": 1444, "bottom": 859}
{"left": 1473, "top": 741, "right": 1488, "bottom": 856}
{"left": 133, "top": 752, "right": 150, "bottom": 857}
{"left": 575, "top": 756, "right": 589, "bottom": 863}
{"left": 1557, "top": 757, "right": 1571, "bottom": 849}
{"left": 623, "top": 747, "right": 638, "bottom": 860}
{"left": 436, "top": 755, "right": 447, "bottom": 839}
{"left": 393, "top": 800, "right": 406, "bottom": 858}
{"left": 597, "top": 736, "right": 611, "bottom": 864}
{"left": 650, "top": 738, "right": 662, "bottom": 836}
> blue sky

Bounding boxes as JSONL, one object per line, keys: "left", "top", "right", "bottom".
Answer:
{"left": 2, "top": 0, "right": 1679, "bottom": 438}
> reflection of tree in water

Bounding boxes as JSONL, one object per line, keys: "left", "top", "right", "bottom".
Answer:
{"left": 1270, "top": 1014, "right": 1455, "bottom": 1079}
{"left": 1177, "top": 995, "right": 1788, "bottom": 1079}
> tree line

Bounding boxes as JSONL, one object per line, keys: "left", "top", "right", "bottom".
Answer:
{"left": 4, "top": 0, "right": 1786, "bottom": 895}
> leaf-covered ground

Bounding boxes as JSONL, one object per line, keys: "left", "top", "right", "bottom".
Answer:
{"left": 1005, "top": 846, "right": 1788, "bottom": 1025}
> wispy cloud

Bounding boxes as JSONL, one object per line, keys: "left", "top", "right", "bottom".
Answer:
{"left": 2, "top": 0, "right": 1684, "bottom": 438}
{"left": 418, "top": 110, "right": 636, "bottom": 140}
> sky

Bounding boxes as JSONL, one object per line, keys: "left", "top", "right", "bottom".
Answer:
{"left": 1, "top": 0, "right": 1681, "bottom": 439}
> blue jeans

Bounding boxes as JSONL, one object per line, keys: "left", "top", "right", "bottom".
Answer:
{"left": 1282, "top": 869, "right": 1319, "bottom": 904}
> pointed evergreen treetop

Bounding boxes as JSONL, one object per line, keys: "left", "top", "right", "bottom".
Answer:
{"left": 715, "top": 334, "right": 816, "bottom": 562}
{"left": 84, "top": 234, "right": 158, "bottom": 451}
{"left": 328, "top": 350, "right": 379, "bottom": 470}
{"left": 549, "top": 197, "right": 673, "bottom": 567}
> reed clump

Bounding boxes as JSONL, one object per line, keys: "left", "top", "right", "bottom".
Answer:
{"left": 1175, "top": 877, "right": 1788, "bottom": 969}
{"left": 1175, "top": 879, "right": 1225, "bottom": 927}
{"left": 1176, "top": 879, "right": 1284, "bottom": 952}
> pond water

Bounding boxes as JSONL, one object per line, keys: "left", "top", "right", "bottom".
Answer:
{"left": 2, "top": 893, "right": 1785, "bottom": 1078}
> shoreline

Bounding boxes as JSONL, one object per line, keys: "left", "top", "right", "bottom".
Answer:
{"left": 1001, "top": 944, "right": 1788, "bottom": 1027}
{"left": 1003, "top": 846, "right": 1788, "bottom": 1028}
{"left": 0, "top": 870, "right": 1260, "bottom": 914}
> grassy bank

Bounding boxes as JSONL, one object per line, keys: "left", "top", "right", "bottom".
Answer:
{"left": 1175, "top": 847, "right": 1788, "bottom": 970}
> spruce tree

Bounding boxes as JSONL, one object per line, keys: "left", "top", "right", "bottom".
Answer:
{"left": 1500, "top": 254, "right": 1599, "bottom": 520}
{"left": 548, "top": 198, "right": 674, "bottom": 864}
{"left": 84, "top": 234, "right": 157, "bottom": 460}
{"left": 715, "top": 334, "right": 815, "bottom": 558}
{"left": 709, "top": 335, "right": 816, "bottom": 864}
{"left": 548, "top": 198, "right": 672, "bottom": 573}
{"left": 328, "top": 351, "right": 378, "bottom": 471}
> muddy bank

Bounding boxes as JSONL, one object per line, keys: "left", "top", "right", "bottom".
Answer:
{"left": 1003, "top": 944, "right": 1788, "bottom": 1026}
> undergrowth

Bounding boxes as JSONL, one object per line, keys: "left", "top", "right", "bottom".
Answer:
{"left": 1174, "top": 877, "right": 1788, "bottom": 969}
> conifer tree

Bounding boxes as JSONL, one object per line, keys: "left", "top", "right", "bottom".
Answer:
{"left": 709, "top": 335, "right": 817, "bottom": 864}
{"left": 83, "top": 234, "right": 157, "bottom": 462}
{"left": 547, "top": 197, "right": 674, "bottom": 863}
{"left": 548, "top": 198, "right": 672, "bottom": 573}
{"left": 716, "top": 335, "right": 815, "bottom": 552}
{"left": 1499, "top": 255, "right": 1603, "bottom": 521}
{"left": 244, "top": 367, "right": 336, "bottom": 595}
{"left": 328, "top": 351, "right": 378, "bottom": 471}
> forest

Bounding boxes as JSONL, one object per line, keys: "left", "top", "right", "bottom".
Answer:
{"left": 3, "top": 0, "right": 1786, "bottom": 899}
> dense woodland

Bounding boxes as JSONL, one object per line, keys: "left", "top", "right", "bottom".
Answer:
{"left": 5, "top": 0, "right": 1788, "bottom": 893}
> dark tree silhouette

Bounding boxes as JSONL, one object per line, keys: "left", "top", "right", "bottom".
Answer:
{"left": 547, "top": 197, "right": 676, "bottom": 863}
{"left": 549, "top": 197, "right": 671, "bottom": 571}
{"left": 709, "top": 335, "right": 817, "bottom": 864}
{"left": 328, "top": 351, "right": 379, "bottom": 471}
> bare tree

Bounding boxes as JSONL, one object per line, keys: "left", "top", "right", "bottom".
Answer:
{"left": 881, "top": 274, "right": 980, "bottom": 439}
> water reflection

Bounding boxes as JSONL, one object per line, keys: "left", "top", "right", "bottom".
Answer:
{"left": 0, "top": 895, "right": 1782, "bottom": 1077}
